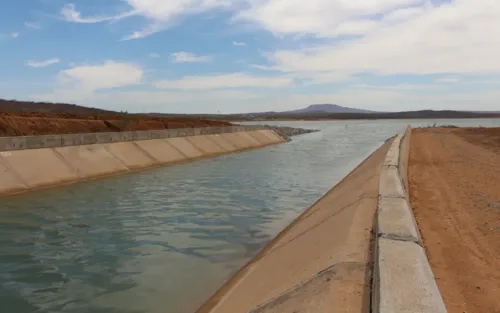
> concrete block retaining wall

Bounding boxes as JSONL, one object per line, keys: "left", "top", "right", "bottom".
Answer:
{"left": 373, "top": 127, "right": 447, "bottom": 313}
{"left": 0, "top": 126, "right": 285, "bottom": 196}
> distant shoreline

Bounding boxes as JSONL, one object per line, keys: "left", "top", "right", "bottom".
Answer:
{"left": 229, "top": 116, "right": 500, "bottom": 122}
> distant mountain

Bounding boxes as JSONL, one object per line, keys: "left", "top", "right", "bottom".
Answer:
{"left": 283, "top": 104, "right": 374, "bottom": 114}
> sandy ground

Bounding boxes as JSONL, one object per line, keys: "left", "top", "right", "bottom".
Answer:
{"left": 197, "top": 139, "right": 392, "bottom": 313}
{"left": 409, "top": 127, "right": 500, "bottom": 313}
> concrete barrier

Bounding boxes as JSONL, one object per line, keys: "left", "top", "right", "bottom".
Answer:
{"left": 0, "top": 128, "right": 285, "bottom": 196}
{"left": 0, "top": 126, "right": 265, "bottom": 152}
{"left": 373, "top": 127, "right": 447, "bottom": 313}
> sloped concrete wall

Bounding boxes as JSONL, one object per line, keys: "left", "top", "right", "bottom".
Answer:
{"left": 0, "top": 128, "right": 285, "bottom": 196}
{"left": 103, "top": 142, "right": 158, "bottom": 170}
{"left": 373, "top": 127, "right": 447, "bottom": 313}
{"left": 197, "top": 137, "right": 393, "bottom": 313}
{"left": 0, "top": 148, "right": 80, "bottom": 189}
{"left": 0, "top": 126, "right": 252, "bottom": 152}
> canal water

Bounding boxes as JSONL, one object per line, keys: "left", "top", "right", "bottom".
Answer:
{"left": 1, "top": 119, "right": 498, "bottom": 313}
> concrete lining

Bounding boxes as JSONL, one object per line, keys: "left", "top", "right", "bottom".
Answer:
{"left": 373, "top": 126, "right": 447, "bottom": 313}
{"left": 219, "top": 133, "right": 249, "bottom": 149}
{"left": 0, "top": 128, "right": 285, "bottom": 197}
{"left": 134, "top": 139, "right": 187, "bottom": 163}
{"left": 166, "top": 137, "right": 204, "bottom": 159}
{"left": 259, "top": 130, "right": 284, "bottom": 143}
{"left": 0, "top": 148, "right": 80, "bottom": 188}
{"left": 186, "top": 136, "right": 226, "bottom": 156}
{"left": 0, "top": 156, "right": 28, "bottom": 194}
{"left": 205, "top": 134, "right": 238, "bottom": 152}
{"left": 232, "top": 132, "right": 263, "bottom": 148}
{"left": 197, "top": 140, "right": 392, "bottom": 313}
{"left": 104, "top": 142, "right": 159, "bottom": 170}
{"left": 247, "top": 131, "right": 273, "bottom": 145}
{"left": 55, "top": 145, "right": 130, "bottom": 178}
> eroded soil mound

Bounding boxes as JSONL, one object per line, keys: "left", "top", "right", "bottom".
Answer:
{"left": 0, "top": 112, "right": 232, "bottom": 137}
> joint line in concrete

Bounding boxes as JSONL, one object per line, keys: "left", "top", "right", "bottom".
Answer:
{"left": 378, "top": 233, "right": 422, "bottom": 247}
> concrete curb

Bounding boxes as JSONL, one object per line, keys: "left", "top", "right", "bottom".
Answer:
{"left": 373, "top": 126, "right": 447, "bottom": 313}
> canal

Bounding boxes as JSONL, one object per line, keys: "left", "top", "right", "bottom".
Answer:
{"left": 0, "top": 119, "right": 498, "bottom": 313}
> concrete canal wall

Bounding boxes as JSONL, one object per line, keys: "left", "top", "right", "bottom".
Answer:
{"left": 197, "top": 126, "right": 447, "bottom": 313}
{"left": 0, "top": 126, "right": 285, "bottom": 196}
{"left": 197, "top": 137, "right": 393, "bottom": 313}
{"left": 373, "top": 126, "right": 447, "bottom": 313}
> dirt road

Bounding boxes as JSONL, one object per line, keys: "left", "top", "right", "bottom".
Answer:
{"left": 409, "top": 127, "right": 500, "bottom": 313}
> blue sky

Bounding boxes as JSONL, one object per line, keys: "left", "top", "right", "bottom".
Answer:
{"left": 1, "top": 0, "right": 499, "bottom": 113}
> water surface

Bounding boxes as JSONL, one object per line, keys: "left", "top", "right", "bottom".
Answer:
{"left": 1, "top": 119, "right": 498, "bottom": 313}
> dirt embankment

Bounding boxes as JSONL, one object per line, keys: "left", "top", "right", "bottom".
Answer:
{"left": 409, "top": 127, "right": 500, "bottom": 313}
{"left": 0, "top": 112, "right": 232, "bottom": 137}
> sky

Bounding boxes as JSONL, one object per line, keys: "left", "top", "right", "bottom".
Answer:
{"left": 1, "top": 0, "right": 499, "bottom": 114}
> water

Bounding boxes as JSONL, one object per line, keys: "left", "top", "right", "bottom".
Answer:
{"left": 0, "top": 119, "right": 498, "bottom": 313}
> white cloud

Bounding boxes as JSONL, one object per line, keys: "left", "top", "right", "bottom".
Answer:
{"left": 120, "top": 0, "right": 234, "bottom": 39}
{"left": 61, "top": 4, "right": 136, "bottom": 24}
{"left": 383, "top": 5, "right": 428, "bottom": 21}
{"left": 235, "top": 0, "right": 424, "bottom": 37}
{"left": 11, "top": 32, "right": 19, "bottom": 38}
{"left": 26, "top": 58, "right": 61, "bottom": 68}
{"left": 59, "top": 61, "right": 143, "bottom": 90}
{"left": 351, "top": 83, "right": 440, "bottom": 90}
{"left": 25, "top": 22, "right": 41, "bottom": 29}
{"left": 260, "top": 0, "right": 500, "bottom": 81}
{"left": 121, "top": 23, "right": 165, "bottom": 40}
{"left": 233, "top": 40, "right": 246, "bottom": 46}
{"left": 170, "top": 52, "right": 212, "bottom": 63}
{"left": 435, "top": 77, "right": 460, "bottom": 84}
{"left": 125, "top": 0, "right": 232, "bottom": 21}
{"left": 153, "top": 73, "right": 292, "bottom": 89}
{"left": 332, "top": 19, "right": 379, "bottom": 36}
{"left": 250, "top": 64, "right": 274, "bottom": 71}
{"left": 34, "top": 61, "right": 144, "bottom": 104}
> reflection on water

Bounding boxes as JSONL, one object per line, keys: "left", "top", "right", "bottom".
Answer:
{"left": 0, "top": 119, "right": 498, "bottom": 313}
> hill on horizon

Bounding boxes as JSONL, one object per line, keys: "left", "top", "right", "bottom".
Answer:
{"left": 0, "top": 98, "right": 116, "bottom": 115}
{"left": 282, "top": 104, "right": 374, "bottom": 114}
{"left": 1, "top": 98, "right": 499, "bottom": 120}
{"left": 0, "top": 99, "right": 372, "bottom": 116}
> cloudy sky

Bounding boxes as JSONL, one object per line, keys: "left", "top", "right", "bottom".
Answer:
{"left": 1, "top": 0, "right": 499, "bottom": 113}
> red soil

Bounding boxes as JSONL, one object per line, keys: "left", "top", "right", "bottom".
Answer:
{"left": 0, "top": 112, "right": 232, "bottom": 137}
{"left": 409, "top": 127, "right": 500, "bottom": 313}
